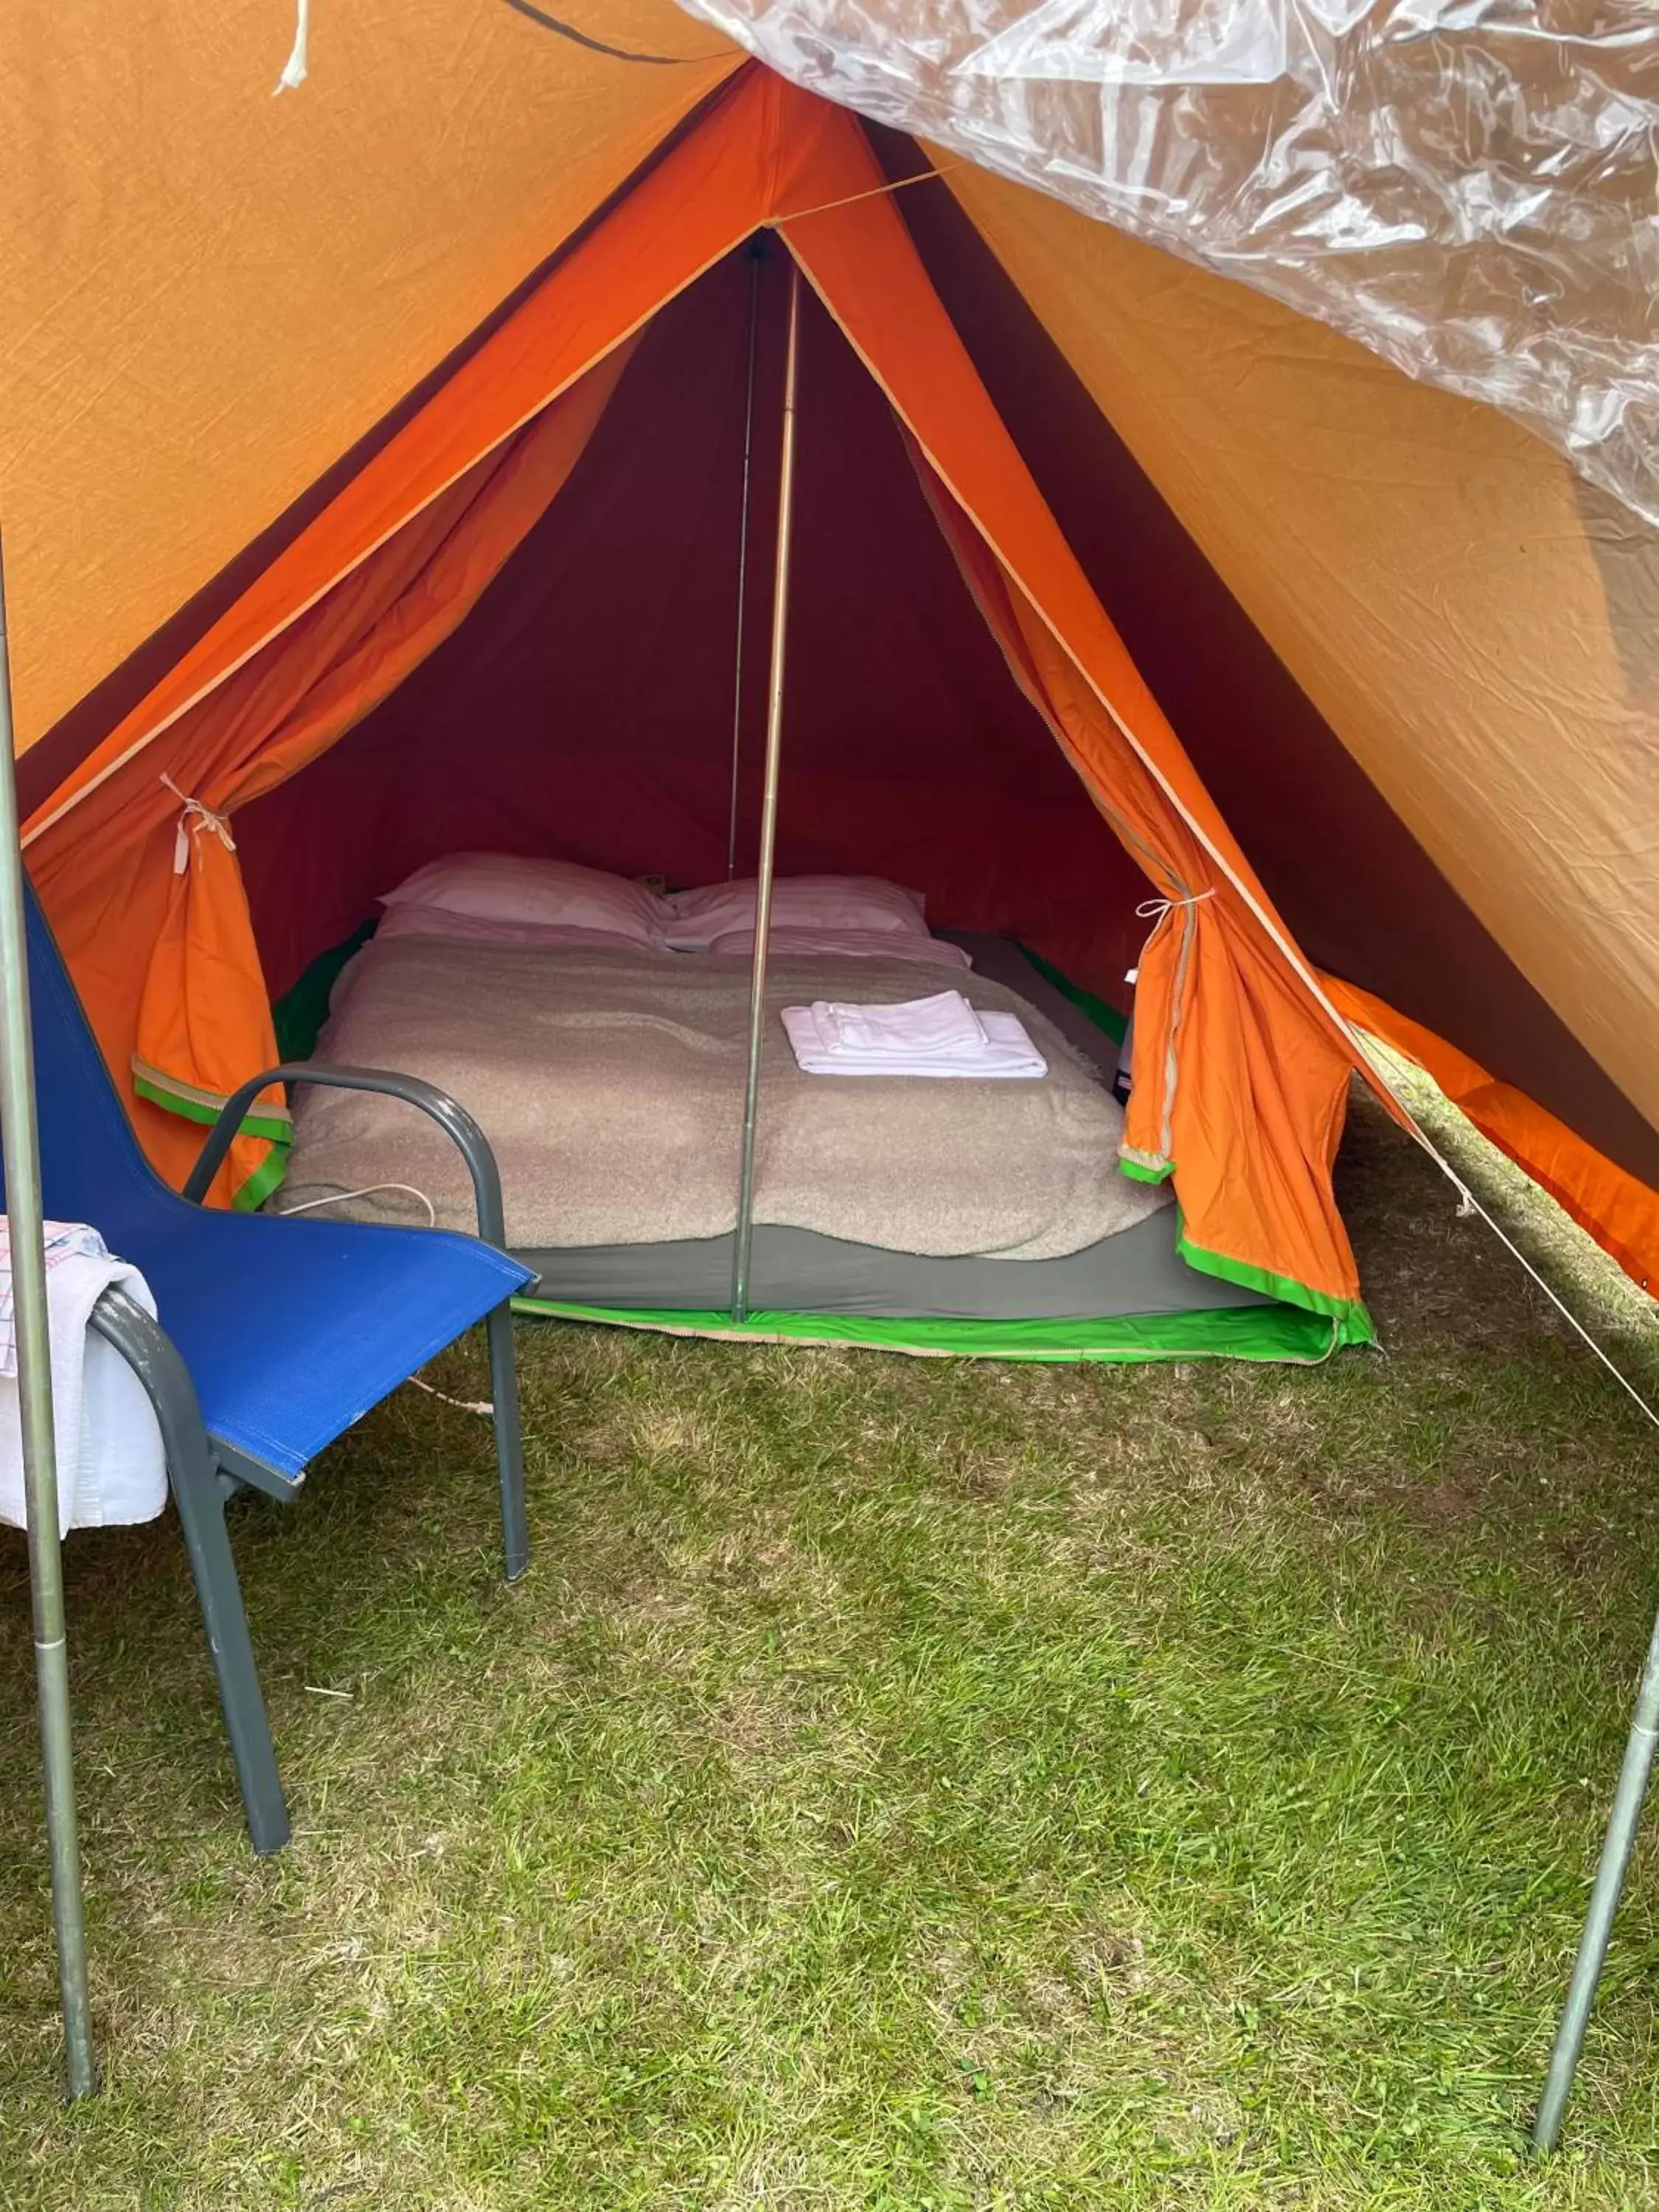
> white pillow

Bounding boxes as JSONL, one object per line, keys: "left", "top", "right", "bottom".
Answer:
{"left": 706, "top": 926, "right": 970, "bottom": 970}
{"left": 375, "top": 902, "right": 656, "bottom": 955}
{"left": 380, "top": 853, "right": 669, "bottom": 946}
{"left": 667, "top": 874, "right": 928, "bottom": 951}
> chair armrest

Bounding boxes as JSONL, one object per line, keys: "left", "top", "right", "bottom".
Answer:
{"left": 86, "top": 1284, "right": 215, "bottom": 1471}
{"left": 181, "top": 1062, "right": 507, "bottom": 1246}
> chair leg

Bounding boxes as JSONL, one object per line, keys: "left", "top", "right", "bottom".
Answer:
{"left": 170, "top": 1454, "right": 291, "bottom": 1854}
{"left": 485, "top": 1301, "right": 529, "bottom": 1582}
{"left": 88, "top": 1290, "right": 290, "bottom": 1855}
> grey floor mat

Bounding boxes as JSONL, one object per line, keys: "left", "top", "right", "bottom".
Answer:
{"left": 517, "top": 1210, "right": 1267, "bottom": 1321}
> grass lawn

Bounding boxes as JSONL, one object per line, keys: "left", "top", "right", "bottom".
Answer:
{"left": 4, "top": 1082, "right": 1659, "bottom": 2208}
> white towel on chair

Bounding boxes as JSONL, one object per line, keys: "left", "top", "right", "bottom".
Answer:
{"left": 0, "top": 1222, "right": 167, "bottom": 1535}
{"left": 782, "top": 990, "right": 1048, "bottom": 1079}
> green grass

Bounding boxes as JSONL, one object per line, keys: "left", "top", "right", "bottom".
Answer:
{"left": 4, "top": 1084, "right": 1659, "bottom": 2207}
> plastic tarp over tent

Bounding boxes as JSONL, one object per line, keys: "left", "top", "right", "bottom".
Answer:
{"left": 681, "top": 1, "right": 1659, "bottom": 527}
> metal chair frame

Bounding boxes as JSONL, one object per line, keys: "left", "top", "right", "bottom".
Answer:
{"left": 83, "top": 1062, "right": 528, "bottom": 1856}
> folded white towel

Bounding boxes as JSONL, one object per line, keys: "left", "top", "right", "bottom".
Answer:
{"left": 0, "top": 1221, "right": 167, "bottom": 1535}
{"left": 782, "top": 1001, "right": 1047, "bottom": 1079}
{"left": 814, "top": 989, "right": 988, "bottom": 1060}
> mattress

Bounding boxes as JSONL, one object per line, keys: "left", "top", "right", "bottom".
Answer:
{"left": 279, "top": 926, "right": 1279, "bottom": 1336}
{"left": 506, "top": 939, "right": 1250, "bottom": 1319}
{"left": 282, "top": 932, "right": 1166, "bottom": 1262}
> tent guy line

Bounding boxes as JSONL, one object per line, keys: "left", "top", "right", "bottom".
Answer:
{"left": 1400, "top": 1111, "right": 1659, "bottom": 1436}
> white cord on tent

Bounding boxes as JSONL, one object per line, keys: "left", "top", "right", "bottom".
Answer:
{"left": 274, "top": 0, "right": 310, "bottom": 94}
{"left": 160, "top": 773, "right": 234, "bottom": 874}
{"left": 275, "top": 1183, "right": 437, "bottom": 1227}
{"left": 1134, "top": 888, "right": 1216, "bottom": 922}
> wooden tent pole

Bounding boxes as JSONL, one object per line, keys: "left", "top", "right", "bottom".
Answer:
{"left": 730, "top": 251, "right": 801, "bottom": 1324}
{"left": 0, "top": 532, "right": 97, "bottom": 2098}
{"left": 725, "top": 240, "right": 765, "bottom": 880}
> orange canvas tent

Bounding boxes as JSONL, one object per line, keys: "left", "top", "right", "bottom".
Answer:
{"left": 3, "top": 6, "right": 1658, "bottom": 1335}
{"left": 18, "top": 63, "right": 1388, "bottom": 1345}
{"left": 3, "top": 6, "right": 1658, "bottom": 2142}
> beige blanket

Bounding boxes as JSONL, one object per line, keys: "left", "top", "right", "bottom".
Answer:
{"left": 279, "top": 938, "right": 1168, "bottom": 1259}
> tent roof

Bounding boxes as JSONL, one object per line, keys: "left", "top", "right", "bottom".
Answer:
{"left": 5, "top": 15, "right": 1659, "bottom": 1293}
{"left": 0, "top": 2, "right": 741, "bottom": 746}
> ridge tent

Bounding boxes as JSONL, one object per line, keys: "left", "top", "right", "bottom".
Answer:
{"left": 20, "top": 63, "right": 1399, "bottom": 1360}
{"left": 8, "top": 18, "right": 1659, "bottom": 1335}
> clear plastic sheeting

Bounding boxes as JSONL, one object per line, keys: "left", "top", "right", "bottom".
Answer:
{"left": 678, "top": 1, "right": 1659, "bottom": 526}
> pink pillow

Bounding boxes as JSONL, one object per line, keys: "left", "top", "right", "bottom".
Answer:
{"left": 667, "top": 874, "right": 928, "bottom": 950}
{"left": 706, "top": 926, "right": 970, "bottom": 970}
{"left": 375, "top": 903, "right": 655, "bottom": 955}
{"left": 380, "top": 853, "right": 669, "bottom": 947}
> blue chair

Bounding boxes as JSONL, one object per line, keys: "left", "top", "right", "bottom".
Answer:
{"left": 17, "top": 883, "right": 534, "bottom": 1853}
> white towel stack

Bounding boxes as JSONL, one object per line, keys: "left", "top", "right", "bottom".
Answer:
{"left": 781, "top": 989, "right": 1047, "bottom": 1079}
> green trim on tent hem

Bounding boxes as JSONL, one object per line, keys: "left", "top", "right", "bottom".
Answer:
{"left": 1174, "top": 1219, "right": 1374, "bottom": 1346}
{"left": 230, "top": 1144, "right": 291, "bottom": 1214}
{"left": 133, "top": 1069, "right": 293, "bottom": 1212}
{"left": 509, "top": 1297, "right": 1343, "bottom": 1365}
{"left": 133, "top": 1069, "right": 292, "bottom": 1145}
{"left": 1015, "top": 943, "right": 1127, "bottom": 1044}
{"left": 1119, "top": 1153, "right": 1174, "bottom": 1186}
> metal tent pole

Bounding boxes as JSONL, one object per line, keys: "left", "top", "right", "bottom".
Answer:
{"left": 1532, "top": 1602, "right": 1659, "bottom": 2152}
{"left": 730, "top": 251, "right": 801, "bottom": 1324}
{"left": 0, "top": 532, "right": 97, "bottom": 2099}
{"left": 725, "top": 240, "right": 764, "bottom": 881}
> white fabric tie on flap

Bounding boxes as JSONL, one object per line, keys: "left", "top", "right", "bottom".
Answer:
{"left": 1135, "top": 888, "right": 1217, "bottom": 924}
{"left": 274, "top": 0, "right": 310, "bottom": 93}
{"left": 161, "top": 773, "right": 235, "bottom": 875}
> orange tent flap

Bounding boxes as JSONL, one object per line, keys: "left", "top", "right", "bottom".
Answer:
{"left": 912, "top": 442, "right": 1364, "bottom": 1313}
{"left": 768, "top": 103, "right": 1402, "bottom": 1133}
{"left": 133, "top": 825, "right": 285, "bottom": 1210}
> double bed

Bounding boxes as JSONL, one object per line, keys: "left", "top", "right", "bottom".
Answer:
{"left": 276, "top": 860, "right": 1289, "bottom": 1355}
